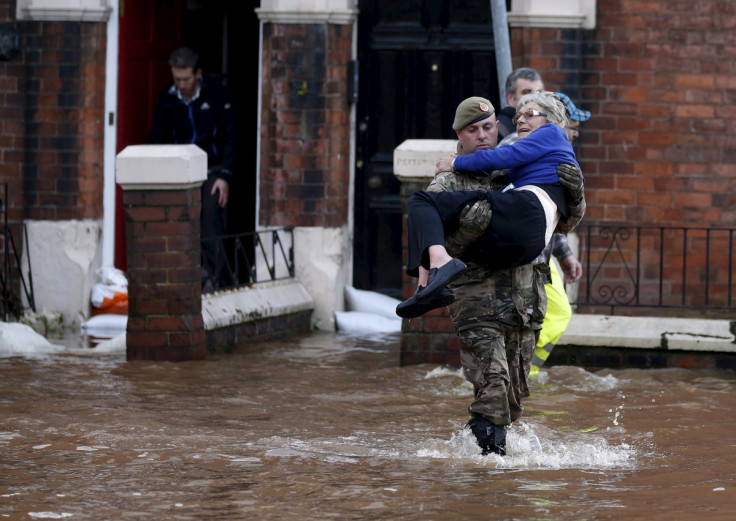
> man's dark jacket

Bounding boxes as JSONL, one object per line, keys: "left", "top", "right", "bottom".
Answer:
{"left": 149, "top": 76, "right": 238, "bottom": 181}
{"left": 497, "top": 105, "right": 516, "bottom": 143}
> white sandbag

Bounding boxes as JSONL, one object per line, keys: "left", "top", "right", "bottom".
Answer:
{"left": 0, "top": 322, "right": 64, "bottom": 358}
{"left": 93, "top": 332, "right": 126, "bottom": 354}
{"left": 81, "top": 314, "right": 128, "bottom": 338}
{"left": 96, "top": 266, "right": 128, "bottom": 289}
{"left": 335, "top": 311, "right": 402, "bottom": 334}
{"left": 344, "top": 285, "right": 401, "bottom": 320}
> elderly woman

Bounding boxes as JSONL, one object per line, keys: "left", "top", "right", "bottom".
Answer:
{"left": 397, "top": 90, "right": 580, "bottom": 318}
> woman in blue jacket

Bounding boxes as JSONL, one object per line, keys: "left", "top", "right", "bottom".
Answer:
{"left": 398, "top": 91, "right": 581, "bottom": 318}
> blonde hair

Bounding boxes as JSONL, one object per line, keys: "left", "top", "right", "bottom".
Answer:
{"left": 517, "top": 90, "right": 568, "bottom": 129}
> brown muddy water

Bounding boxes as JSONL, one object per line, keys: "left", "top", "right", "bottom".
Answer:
{"left": 1, "top": 330, "right": 735, "bottom": 520}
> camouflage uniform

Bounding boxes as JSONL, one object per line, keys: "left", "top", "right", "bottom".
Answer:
{"left": 427, "top": 162, "right": 586, "bottom": 426}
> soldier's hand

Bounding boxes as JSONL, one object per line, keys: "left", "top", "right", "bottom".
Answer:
{"left": 460, "top": 199, "right": 491, "bottom": 232}
{"left": 446, "top": 200, "right": 492, "bottom": 256}
{"left": 557, "top": 163, "right": 584, "bottom": 203}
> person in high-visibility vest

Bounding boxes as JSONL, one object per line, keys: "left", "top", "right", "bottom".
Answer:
{"left": 530, "top": 234, "right": 582, "bottom": 375}
{"left": 530, "top": 93, "right": 590, "bottom": 376}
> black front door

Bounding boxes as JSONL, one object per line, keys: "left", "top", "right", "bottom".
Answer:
{"left": 354, "top": 0, "right": 504, "bottom": 298}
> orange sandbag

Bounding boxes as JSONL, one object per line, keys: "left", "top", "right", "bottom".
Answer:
{"left": 90, "top": 291, "right": 128, "bottom": 316}
{"left": 90, "top": 267, "right": 129, "bottom": 316}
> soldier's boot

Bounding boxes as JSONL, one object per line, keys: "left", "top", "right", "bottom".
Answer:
{"left": 468, "top": 415, "right": 507, "bottom": 456}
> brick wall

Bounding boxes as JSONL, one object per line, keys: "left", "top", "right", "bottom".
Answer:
{"left": 123, "top": 187, "right": 206, "bottom": 361}
{"left": 509, "top": 1, "right": 736, "bottom": 317}
{"left": 547, "top": 344, "right": 736, "bottom": 371}
{"left": 0, "top": 13, "right": 106, "bottom": 314}
{"left": 403, "top": 1, "right": 736, "bottom": 362}
{"left": 511, "top": 1, "right": 736, "bottom": 228}
{"left": 0, "top": 10, "right": 25, "bottom": 233}
{"left": 259, "top": 22, "right": 352, "bottom": 229}
{"left": 15, "top": 20, "right": 105, "bottom": 222}
{"left": 398, "top": 179, "right": 460, "bottom": 367}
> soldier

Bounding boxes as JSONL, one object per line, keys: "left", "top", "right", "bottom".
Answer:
{"left": 399, "top": 91, "right": 579, "bottom": 313}
{"left": 402, "top": 97, "right": 585, "bottom": 456}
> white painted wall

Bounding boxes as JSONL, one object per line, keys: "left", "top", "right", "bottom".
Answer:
{"left": 256, "top": 0, "right": 358, "bottom": 24}
{"left": 15, "top": 0, "right": 111, "bottom": 21}
{"left": 508, "top": 0, "right": 597, "bottom": 29}
{"left": 293, "top": 227, "right": 351, "bottom": 331}
{"left": 22, "top": 220, "right": 103, "bottom": 328}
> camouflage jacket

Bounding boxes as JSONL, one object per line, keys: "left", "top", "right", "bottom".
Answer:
{"left": 426, "top": 166, "right": 586, "bottom": 330}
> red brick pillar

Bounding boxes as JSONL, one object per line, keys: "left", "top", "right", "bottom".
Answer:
{"left": 116, "top": 145, "right": 207, "bottom": 361}
{"left": 394, "top": 140, "right": 462, "bottom": 367}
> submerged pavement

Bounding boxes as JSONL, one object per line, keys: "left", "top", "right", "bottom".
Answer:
{"left": 560, "top": 314, "right": 736, "bottom": 353}
{"left": 3, "top": 281, "right": 734, "bottom": 361}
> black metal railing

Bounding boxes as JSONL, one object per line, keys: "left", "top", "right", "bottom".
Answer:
{"left": 572, "top": 224, "right": 735, "bottom": 316}
{"left": 0, "top": 183, "right": 35, "bottom": 320}
{"left": 201, "top": 227, "right": 295, "bottom": 294}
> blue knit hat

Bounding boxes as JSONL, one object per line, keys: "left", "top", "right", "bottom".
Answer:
{"left": 555, "top": 92, "right": 591, "bottom": 121}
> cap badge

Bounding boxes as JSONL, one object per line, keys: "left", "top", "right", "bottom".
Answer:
{"left": 478, "top": 102, "right": 490, "bottom": 113}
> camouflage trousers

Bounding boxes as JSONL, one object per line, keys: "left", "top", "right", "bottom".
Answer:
{"left": 456, "top": 322, "right": 537, "bottom": 426}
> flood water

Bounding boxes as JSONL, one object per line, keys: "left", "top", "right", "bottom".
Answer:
{"left": 2, "top": 330, "right": 736, "bottom": 520}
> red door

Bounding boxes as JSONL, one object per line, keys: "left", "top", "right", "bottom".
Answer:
{"left": 115, "top": 0, "right": 184, "bottom": 270}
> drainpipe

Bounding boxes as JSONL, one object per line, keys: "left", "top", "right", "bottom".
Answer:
{"left": 102, "top": 0, "right": 119, "bottom": 268}
{"left": 490, "top": 0, "right": 512, "bottom": 105}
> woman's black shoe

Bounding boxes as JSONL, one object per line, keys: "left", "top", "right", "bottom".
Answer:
{"left": 396, "top": 285, "right": 455, "bottom": 318}
{"left": 416, "top": 258, "right": 467, "bottom": 302}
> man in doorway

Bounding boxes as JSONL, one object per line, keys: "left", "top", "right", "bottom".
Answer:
{"left": 497, "top": 67, "right": 545, "bottom": 142}
{"left": 149, "top": 46, "right": 239, "bottom": 290}
{"left": 411, "top": 96, "right": 586, "bottom": 456}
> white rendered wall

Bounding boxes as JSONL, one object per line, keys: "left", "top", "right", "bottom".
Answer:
{"left": 16, "top": 0, "right": 111, "bottom": 21}
{"left": 22, "top": 220, "right": 103, "bottom": 328}
{"left": 293, "top": 227, "right": 350, "bottom": 331}
{"left": 256, "top": 0, "right": 357, "bottom": 24}
{"left": 508, "top": 0, "right": 596, "bottom": 29}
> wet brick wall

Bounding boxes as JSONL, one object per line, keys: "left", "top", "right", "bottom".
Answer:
{"left": 15, "top": 20, "right": 105, "bottom": 222}
{"left": 399, "top": 2, "right": 736, "bottom": 364}
{"left": 123, "top": 187, "right": 207, "bottom": 361}
{"left": 398, "top": 179, "right": 460, "bottom": 367}
{"left": 258, "top": 22, "right": 352, "bottom": 229}
{"left": 510, "top": 2, "right": 736, "bottom": 227}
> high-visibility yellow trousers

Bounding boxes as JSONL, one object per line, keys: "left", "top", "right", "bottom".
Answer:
{"left": 530, "top": 260, "right": 572, "bottom": 375}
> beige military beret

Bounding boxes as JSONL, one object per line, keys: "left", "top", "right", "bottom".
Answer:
{"left": 452, "top": 97, "right": 495, "bottom": 130}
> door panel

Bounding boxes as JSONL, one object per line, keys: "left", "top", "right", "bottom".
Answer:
{"left": 355, "top": 0, "right": 503, "bottom": 298}
{"left": 118, "top": 1, "right": 183, "bottom": 151}
{"left": 116, "top": 0, "right": 184, "bottom": 271}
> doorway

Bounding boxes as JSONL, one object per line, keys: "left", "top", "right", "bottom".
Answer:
{"left": 115, "top": 0, "right": 259, "bottom": 270}
{"left": 354, "top": 0, "right": 504, "bottom": 298}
